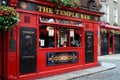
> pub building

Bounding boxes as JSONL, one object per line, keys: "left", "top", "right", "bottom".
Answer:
{"left": 0, "top": 0, "right": 103, "bottom": 80}
{"left": 100, "top": 23, "right": 120, "bottom": 55}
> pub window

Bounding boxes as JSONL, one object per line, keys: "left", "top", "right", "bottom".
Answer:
{"left": 39, "top": 26, "right": 54, "bottom": 48}
{"left": 40, "top": 17, "right": 55, "bottom": 23}
{"left": 70, "top": 29, "right": 81, "bottom": 47}
{"left": 56, "top": 27, "right": 69, "bottom": 47}
{"left": 58, "top": 19, "right": 70, "bottom": 24}
{"left": 72, "top": 21, "right": 82, "bottom": 26}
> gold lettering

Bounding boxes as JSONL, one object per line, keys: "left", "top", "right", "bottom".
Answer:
{"left": 87, "top": 15, "right": 90, "bottom": 19}
{"left": 45, "top": 7, "right": 49, "bottom": 13}
{"left": 84, "top": 15, "right": 87, "bottom": 19}
{"left": 71, "top": 12, "right": 74, "bottom": 17}
{"left": 60, "top": 10, "right": 64, "bottom": 15}
{"left": 81, "top": 14, "right": 83, "bottom": 18}
{"left": 42, "top": 6, "right": 46, "bottom": 12}
{"left": 37, "top": 5, "right": 98, "bottom": 20}
{"left": 55, "top": 9, "right": 59, "bottom": 14}
{"left": 22, "top": 31, "right": 35, "bottom": 34}
{"left": 74, "top": 13, "right": 79, "bottom": 18}
{"left": 38, "top": 6, "right": 42, "bottom": 12}
{"left": 49, "top": 8, "right": 53, "bottom": 14}
{"left": 64, "top": 11, "right": 69, "bottom": 16}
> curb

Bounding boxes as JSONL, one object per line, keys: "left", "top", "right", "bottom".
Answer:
{"left": 38, "top": 62, "right": 116, "bottom": 80}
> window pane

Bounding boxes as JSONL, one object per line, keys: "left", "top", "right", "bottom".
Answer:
{"left": 70, "top": 29, "right": 81, "bottom": 47}
{"left": 56, "top": 27, "right": 68, "bottom": 47}
{"left": 72, "top": 21, "right": 82, "bottom": 26}
{"left": 41, "top": 17, "right": 55, "bottom": 22}
{"left": 58, "top": 19, "right": 70, "bottom": 24}
{"left": 39, "top": 26, "right": 54, "bottom": 48}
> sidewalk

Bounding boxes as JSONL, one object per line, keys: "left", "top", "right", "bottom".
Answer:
{"left": 98, "top": 54, "right": 120, "bottom": 61}
{"left": 37, "top": 54, "right": 120, "bottom": 80}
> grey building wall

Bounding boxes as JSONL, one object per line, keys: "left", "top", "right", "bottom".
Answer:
{"left": 99, "top": 0, "right": 120, "bottom": 26}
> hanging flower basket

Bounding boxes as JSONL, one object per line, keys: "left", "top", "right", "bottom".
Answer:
{"left": 0, "top": 5, "right": 20, "bottom": 31}
{"left": 114, "top": 31, "right": 120, "bottom": 35}
{"left": 47, "top": 0, "right": 80, "bottom": 8}
{"left": 109, "top": 30, "right": 114, "bottom": 35}
{"left": 101, "top": 29, "right": 106, "bottom": 36}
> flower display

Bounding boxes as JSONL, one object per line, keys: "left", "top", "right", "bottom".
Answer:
{"left": 47, "top": 0, "right": 80, "bottom": 8}
{"left": 0, "top": 5, "right": 20, "bottom": 31}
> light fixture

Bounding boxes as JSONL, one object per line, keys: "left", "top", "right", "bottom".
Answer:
{"left": 46, "top": 26, "right": 51, "bottom": 31}
{"left": 1, "top": 0, "right": 7, "bottom": 5}
{"left": 48, "top": 19, "right": 54, "bottom": 22}
{"left": 20, "top": 2, "right": 27, "bottom": 9}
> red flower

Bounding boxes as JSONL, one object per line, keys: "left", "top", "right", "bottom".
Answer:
{"left": 0, "top": 12, "right": 3, "bottom": 16}
{"left": 4, "top": 11, "right": 10, "bottom": 15}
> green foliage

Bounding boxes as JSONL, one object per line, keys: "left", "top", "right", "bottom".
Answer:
{"left": 47, "top": 0, "right": 80, "bottom": 8}
{"left": 114, "top": 31, "right": 120, "bottom": 35}
{"left": 101, "top": 29, "right": 106, "bottom": 36}
{"left": 109, "top": 30, "right": 114, "bottom": 35}
{"left": 0, "top": 5, "right": 20, "bottom": 31}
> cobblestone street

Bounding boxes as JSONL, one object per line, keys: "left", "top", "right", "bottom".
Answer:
{"left": 71, "top": 54, "right": 120, "bottom": 80}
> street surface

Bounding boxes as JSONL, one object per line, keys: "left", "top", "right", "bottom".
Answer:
{"left": 70, "top": 54, "right": 120, "bottom": 80}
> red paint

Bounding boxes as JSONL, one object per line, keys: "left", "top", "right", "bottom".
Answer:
{"left": 0, "top": 30, "right": 2, "bottom": 79}
{"left": 9, "top": 0, "right": 18, "bottom": 7}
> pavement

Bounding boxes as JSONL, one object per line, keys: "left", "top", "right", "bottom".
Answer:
{"left": 37, "top": 54, "right": 120, "bottom": 80}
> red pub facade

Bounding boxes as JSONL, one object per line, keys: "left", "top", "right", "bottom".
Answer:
{"left": 100, "top": 24, "right": 120, "bottom": 55}
{"left": 0, "top": 0, "right": 103, "bottom": 80}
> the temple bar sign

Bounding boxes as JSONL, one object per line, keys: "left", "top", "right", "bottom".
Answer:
{"left": 37, "top": 5, "right": 99, "bottom": 21}
{"left": 18, "top": 1, "right": 100, "bottom": 21}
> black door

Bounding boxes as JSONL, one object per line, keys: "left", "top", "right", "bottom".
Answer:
{"left": 20, "top": 27, "right": 36, "bottom": 74}
{"left": 101, "top": 34, "right": 108, "bottom": 55}
{"left": 85, "top": 31, "right": 94, "bottom": 63}
{"left": 114, "top": 35, "right": 120, "bottom": 54}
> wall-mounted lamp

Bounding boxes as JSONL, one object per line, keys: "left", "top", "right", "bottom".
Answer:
{"left": 1, "top": 0, "right": 8, "bottom": 5}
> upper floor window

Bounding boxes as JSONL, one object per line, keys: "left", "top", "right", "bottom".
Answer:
{"left": 113, "top": 0, "right": 117, "bottom": 2}
{"left": 103, "top": 5, "right": 109, "bottom": 23}
{"left": 113, "top": 8, "right": 118, "bottom": 24}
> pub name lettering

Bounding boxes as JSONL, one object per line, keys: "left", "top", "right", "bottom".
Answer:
{"left": 38, "top": 6, "right": 92, "bottom": 20}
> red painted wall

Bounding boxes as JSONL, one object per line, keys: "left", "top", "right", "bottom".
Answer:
{"left": 0, "top": 30, "right": 2, "bottom": 79}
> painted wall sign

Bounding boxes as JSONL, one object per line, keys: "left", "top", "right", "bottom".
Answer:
{"left": 18, "top": 1, "right": 100, "bottom": 21}
{"left": 47, "top": 51, "right": 78, "bottom": 66}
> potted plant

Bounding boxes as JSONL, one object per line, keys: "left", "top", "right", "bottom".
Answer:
{"left": 0, "top": 5, "right": 20, "bottom": 31}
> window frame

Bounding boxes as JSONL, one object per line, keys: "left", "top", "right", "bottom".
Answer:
{"left": 39, "top": 16, "right": 83, "bottom": 49}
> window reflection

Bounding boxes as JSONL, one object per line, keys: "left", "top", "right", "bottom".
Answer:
{"left": 58, "top": 19, "right": 70, "bottom": 24}
{"left": 57, "top": 27, "right": 68, "bottom": 47}
{"left": 72, "top": 21, "right": 82, "bottom": 26}
{"left": 70, "top": 29, "right": 81, "bottom": 47}
{"left": 39, "top": 26, "right": 82, "bottom": 48}
{"left": 41, "top": 17, "right": 55, "bottom": 22}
